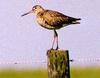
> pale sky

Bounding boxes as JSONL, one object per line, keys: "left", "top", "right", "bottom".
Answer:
{"left": 0, "top": 0, "right": 100, "bottom": 68}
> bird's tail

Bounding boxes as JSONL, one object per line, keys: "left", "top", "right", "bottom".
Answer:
{"left": 72, "top": 21, "right": 80, "bottom": 24}
{"left": 75, "top": 18, "right": 81, "bottom": 20}
{"left": 71, "top": 18, "right": 81, "bottom": 24}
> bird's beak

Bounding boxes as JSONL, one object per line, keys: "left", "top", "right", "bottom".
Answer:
{"left": 21, "top": 10, "right": 33, "bottom": 17}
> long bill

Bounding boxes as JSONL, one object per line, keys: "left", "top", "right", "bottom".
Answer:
{"left": 21, "top": 10, "right": 33, "bottom": 17}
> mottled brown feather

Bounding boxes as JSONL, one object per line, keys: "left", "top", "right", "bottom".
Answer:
{"left": 37, "top": 10, "right": 80, "bottom": 27}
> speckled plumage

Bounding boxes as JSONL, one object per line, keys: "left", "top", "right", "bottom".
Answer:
{"left": 36, "top": 10, "right": 81, "bottom": 30}
{"left": 22, "top": 5, "right": 81, "bottom": 50}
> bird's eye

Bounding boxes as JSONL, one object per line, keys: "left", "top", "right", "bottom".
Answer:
{"left": 32, "top": 7, "right": 36, "bottom": 10}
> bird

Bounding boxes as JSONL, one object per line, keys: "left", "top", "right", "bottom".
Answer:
{"left": 21, "top": 5, "right": 81, "bottom": 50}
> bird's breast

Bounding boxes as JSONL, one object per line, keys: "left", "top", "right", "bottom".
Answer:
{"left": 37, "top": 17, "right": 44, "bottom": 25}
{"left": 36, "top": 17, "right": 56, "bottom": 30}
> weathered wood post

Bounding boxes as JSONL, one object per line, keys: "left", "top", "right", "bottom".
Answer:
{"left": 47, "top": 49, "right": 70, "bottom": 78}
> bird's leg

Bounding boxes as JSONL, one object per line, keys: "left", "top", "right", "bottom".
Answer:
{"left": 51, "top": 30, "right": 59, "bottom": 50}
{"left": 54, "top": 30, "right": 59, "bottom": 50}
{"left": 51, "top": 31, "right": 56, "bottom": 50}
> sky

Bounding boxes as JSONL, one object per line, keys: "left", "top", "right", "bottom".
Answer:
{"left": 0, "top": 0, "right": 100, "bottom": 68}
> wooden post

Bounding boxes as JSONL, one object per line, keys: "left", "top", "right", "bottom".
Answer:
{"left": 47, "top": 50, "right": 70, "bottom": 78}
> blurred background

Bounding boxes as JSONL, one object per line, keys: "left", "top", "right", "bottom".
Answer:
{"left": 0, "top": 0, "right": 100, "bottom": 78}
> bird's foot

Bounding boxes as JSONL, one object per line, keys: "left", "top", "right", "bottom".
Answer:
{"left": 50, "top": 47, "right": 54, "bottom": 50}
{"left": 55, "top": 46, "right": 59, "bottom": 50}
{"left": 50, "top": 46, "right": 59, "bottom": 50}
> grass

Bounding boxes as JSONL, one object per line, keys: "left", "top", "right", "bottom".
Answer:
{"left": 0, "top": 69, "right": 48, "bottom": 78}
{"left": 0, "top": 67, "right": 100, "bottom": 78}
{"left": 71, "top": 67, "right": 100, "bottom": 78}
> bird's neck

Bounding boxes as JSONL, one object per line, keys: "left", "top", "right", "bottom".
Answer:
{"left": 35, "top": 9, "right": 44, "bottom": 15}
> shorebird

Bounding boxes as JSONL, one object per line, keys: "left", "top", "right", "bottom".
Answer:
{"left": 22, "top": 5, "right": 81, "bottom": 50}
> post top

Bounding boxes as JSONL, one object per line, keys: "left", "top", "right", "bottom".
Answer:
{"left": 47, "top": 49, "right": 69, "bottom": 52}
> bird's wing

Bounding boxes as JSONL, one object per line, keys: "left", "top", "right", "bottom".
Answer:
{"left": 41, "top": 10, "right": 74, "bottom": 26}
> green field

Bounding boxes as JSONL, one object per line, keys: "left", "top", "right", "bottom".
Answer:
{"left": 71, "top": 67, "right": 100, "bottom": 78}
{"left": 0, "top": 67, "right": 100, "bottom": 78}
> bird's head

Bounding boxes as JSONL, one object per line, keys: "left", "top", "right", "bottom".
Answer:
{"left": 21, "top": 5, "right": 44, "bottom": 16}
